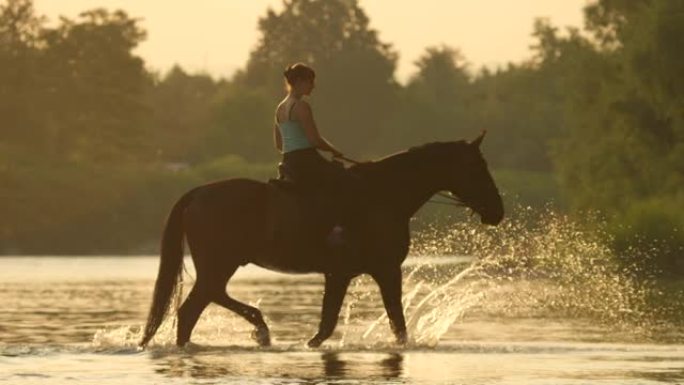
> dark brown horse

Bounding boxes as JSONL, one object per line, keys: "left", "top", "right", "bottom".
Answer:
{"left": 139, "top": 134, "right": 503, "bottom": 348}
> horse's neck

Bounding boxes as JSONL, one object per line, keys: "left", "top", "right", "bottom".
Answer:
{"left": 396, "top": 178, "right": 442, "bottom": 219}
{"left": 356, "top": 152, "right": 444, "bottom": 219}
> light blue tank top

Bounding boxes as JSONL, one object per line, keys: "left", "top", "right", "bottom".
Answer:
{"left": 278, "top": 102, "right": 314, "bottom": 153}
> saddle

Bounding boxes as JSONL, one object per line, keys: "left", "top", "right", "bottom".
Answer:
{"left": 265, "top": 163, "right": 333, "bottom": 251}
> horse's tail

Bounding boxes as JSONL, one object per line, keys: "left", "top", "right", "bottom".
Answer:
{"left": 139, "top": 189, "right": 195, "bottom": 348}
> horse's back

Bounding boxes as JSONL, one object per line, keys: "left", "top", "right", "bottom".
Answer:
{"left": 181, "top": 178, "right": 317, "bottom": 268}
{"left": 181, "top": 177, "right": 370, "bottom": 275}
{"left": 182, "top": 179, "right": 270, "bottom": 260}
{"left": 190, "top": 178, "right": 266, "bottom": 204}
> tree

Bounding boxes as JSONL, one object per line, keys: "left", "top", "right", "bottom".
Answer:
{"left": 395, "top": 43, "right": 566, "bottom": 171}
{"left": 37, "top": 8, "right": 149, "bottom": 162}
{"left": 543, "top": 0, "right": 684, "bottom": 273}
{"left": 547, "top": 1, "right": 684, "bottom": 209}
{"left": 410, "top": 46, "right": 470, "bottom": 100}
{"left": 202, "top": 83, "right": 275, "bottom": 163}
{"left": 237, "top": 0, "right": 399, "bottom": 156}
{"left": 382, "top": 46, "right": 473, "bottom": 153}
{"left": 146, "top": 66, "right": 222, "bottom": 163}
{"left": 0, "top": 0, "right": 41, "bottom": 46}
{"left": 0, "top": 0, "right": 43, "bottom": 150}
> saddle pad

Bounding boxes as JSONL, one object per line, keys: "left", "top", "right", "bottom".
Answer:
{"left": 266, "top": 181, "right": 306, "bottom": 246}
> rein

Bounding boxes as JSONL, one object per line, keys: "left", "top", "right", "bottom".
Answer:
{"left": 431, "top": 192, "right": 466, "bottom": 208}
{"left": 335, "top": 155, "right": 465, "bottom": 208}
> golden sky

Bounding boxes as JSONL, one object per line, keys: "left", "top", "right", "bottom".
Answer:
{"left": 33, "top": 0, "right": 586, "bottom": 81}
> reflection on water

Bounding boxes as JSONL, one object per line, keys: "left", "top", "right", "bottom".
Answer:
{"left": 151, "top": 350, "right": 404, "bottom": 382}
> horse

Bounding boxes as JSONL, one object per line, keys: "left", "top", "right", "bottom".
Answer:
{"left": 139, "top": 133, "right": 503, "bottom": 348}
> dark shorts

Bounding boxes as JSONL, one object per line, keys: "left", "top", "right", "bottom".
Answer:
{"left": 282, "top": 149, "right": 347, "bottom": 188}
{"left": 282, "top": 148, "right": 359, "bottom": 223}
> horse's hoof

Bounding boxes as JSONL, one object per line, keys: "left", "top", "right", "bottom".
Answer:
{"left": 395, "top": 331, "right": 408, "bottom": 346}
{"left": 307, "top": 337, "right": 323, "bottom": 348}
{"left": 182, "top": 342, "right": 201, "bottom": 352}
{"left": 251, "top": 328, "right": 271, "bottom": 347}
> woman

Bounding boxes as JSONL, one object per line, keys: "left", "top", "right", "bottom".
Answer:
{"left": 273, "top": 63, "right": 358, "bottom": 241}
{"left": 274, "top": 63, "right": 342, "bottom": 158}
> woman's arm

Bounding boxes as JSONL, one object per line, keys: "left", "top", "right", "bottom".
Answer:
{"left": 273, "top": 123, "right": 283, "bottom": 153}
{"left": 295, "top": 101, "right": 343, "bottom": 157}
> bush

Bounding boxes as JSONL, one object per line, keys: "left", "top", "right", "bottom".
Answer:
{"left": 0, "top": 156, "right": 280, "bottom": 255}
{"left": 610, "top": 195, "right": 684, "bottom": 276}
{"left": 411, "top": 169, "right": 559, "bottom": 233}
{"left": 491, "top": 168, "right": 560, "bottom": 209}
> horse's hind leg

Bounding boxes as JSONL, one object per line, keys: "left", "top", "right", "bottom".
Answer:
{"left": 176, "top": 282, "right": 212, "bottom": 346}
{"left": 177, "top": 256, "right": 240, "bottom": 347}
{"left": 372, "top": 266, "right": 408, "bottom": 345}
{"left": 214, "top": 292, "right": 271, "bottom": 347}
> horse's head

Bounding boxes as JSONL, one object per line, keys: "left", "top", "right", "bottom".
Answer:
{"left": 445, "top": 132, "right": 504, "bottom": 225}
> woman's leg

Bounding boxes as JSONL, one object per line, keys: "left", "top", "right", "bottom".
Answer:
{"left": 283, "top": 149, "right": 360, "bottom": 226}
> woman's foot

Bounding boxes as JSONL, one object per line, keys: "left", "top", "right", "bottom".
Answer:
{"left": 326, "top": 225, "right": 345, "bottom": 246}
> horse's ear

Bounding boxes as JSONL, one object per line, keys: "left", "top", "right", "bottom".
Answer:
{"left": 470, "top": 130, "right": 486, "bottom": 148}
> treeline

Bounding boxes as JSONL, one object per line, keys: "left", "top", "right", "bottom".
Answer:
{"left": 0, "top": 0, "right": 681, "bottom": 273}
{"left": 538, "top": 1, "right": 684, "bottom": 274}
{"left": 0, "top": 0, "right": 567, "bottom": 168}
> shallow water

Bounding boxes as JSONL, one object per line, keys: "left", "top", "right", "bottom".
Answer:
{"left": 1, "top": 256, "right": 683, "bottom": 384}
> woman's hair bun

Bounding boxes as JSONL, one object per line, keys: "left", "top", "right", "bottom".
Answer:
{"left": 283, "top": 63, "right": 315, "bottom": 85}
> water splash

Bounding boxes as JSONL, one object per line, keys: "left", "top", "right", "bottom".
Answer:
{"left": 91, "top": 206, "right": 676, "bottom": 350}
{"left": 341, "top": 206, "right": 666, "bottom": 346}
{"left": 93, "top": 304, "right": 270, "bottom": 350}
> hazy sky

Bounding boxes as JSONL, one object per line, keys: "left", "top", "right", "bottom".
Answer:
{"left": 32, "top": 0, "right": 587, "bottom": 81}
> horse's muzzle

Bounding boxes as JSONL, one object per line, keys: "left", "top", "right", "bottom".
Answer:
{"left": 477, "top": 199, "right": 504, "bottom": 226}
{"left": 481, "top": 212, "right": 503, "bottom": 226}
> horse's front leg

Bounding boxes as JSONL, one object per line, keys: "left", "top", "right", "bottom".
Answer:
{"left": 307, "top": 273, "right": 352, "bottom": 348}
{"left": 372, "top": 266, "right": 407, "bottom": 345}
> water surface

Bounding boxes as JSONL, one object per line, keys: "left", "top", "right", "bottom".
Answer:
{"left": 1, "top": 256, "right": 683, "bottom": 384}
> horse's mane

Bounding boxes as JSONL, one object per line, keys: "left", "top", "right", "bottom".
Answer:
{"left": 350, "top": 141, "right": 467, "bottom": 178}
{"left": 407, "top": 141, "right": 464, "bottom": 153}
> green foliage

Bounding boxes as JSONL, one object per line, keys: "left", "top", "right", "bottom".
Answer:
{"left": 542, "top": 0, "right": 684, "bottom": 275}
{"left": 201, "top": 84, "right": 276, "bottom": 163}
{"left": 381, "top": 43, "right": 568, "bottom": 172}
{"left": 145, "top": 66, "right": 223, "bottom": 163}
{"left": 1, "top": 0, "right": 682, "bottom": 268}
{"left": 0, "top": 0, "right": 41, "bottom": 47}
{"left": 0, "top": 153, "right": 276, "bottom": 254}
{"left": 471, "top": 63, "right": 565, "bottom": 171}
{"left": 38, "top": 9, "right": 149, "bottom": 162}
{"left": 549, "top": 1, "right": 684, "bottom": 208}
{"left": 0, "top": 0, "right": 43, "bottom": 150}
{"left": 0, "top": 2, "right": 149, "bottom": 163}
{"left": 492, "top": 169, "right": 560, "bottom": 209}
{"left": 240, "top": 0, "right": 399, "bottom": 156}
{"left": 385, "top": 46, "right": 473, "bottom": 152}
{"left": 610, "top": 195, "right": 684, "bottom": 276}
